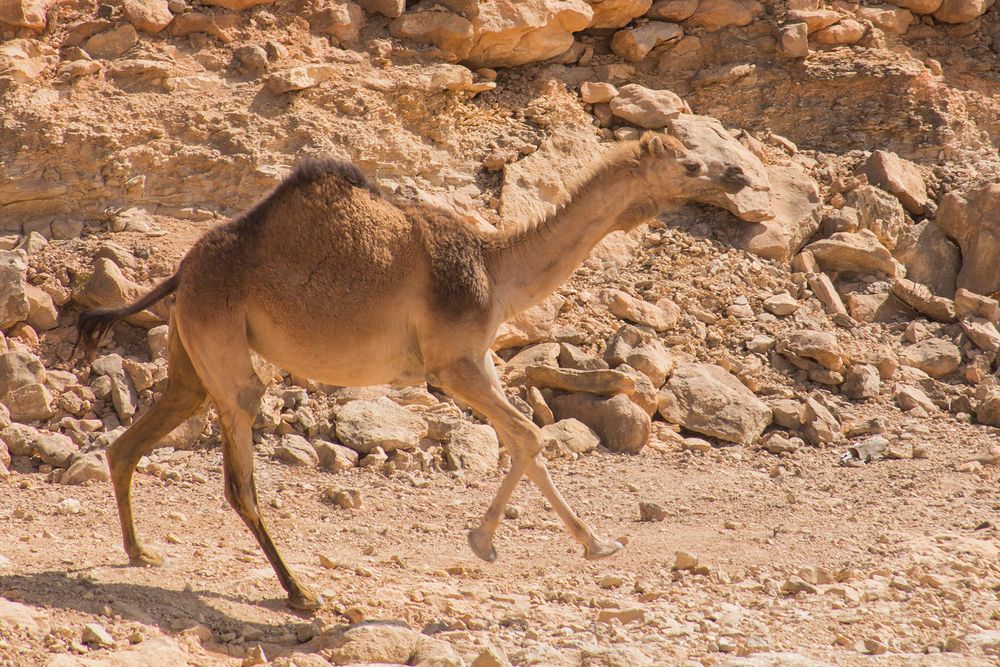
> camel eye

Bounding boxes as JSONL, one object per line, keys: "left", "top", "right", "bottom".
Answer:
{"left": 681, "top": 160, "right": 702, "bottom": 175}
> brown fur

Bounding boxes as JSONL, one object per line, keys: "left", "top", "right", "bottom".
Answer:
{"left": 76, "top": 138, "right": 750, "bottom": 611}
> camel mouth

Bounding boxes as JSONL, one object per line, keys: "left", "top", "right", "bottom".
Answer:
{"left": 722, "top": 166, "right": 751, "bottom": 192}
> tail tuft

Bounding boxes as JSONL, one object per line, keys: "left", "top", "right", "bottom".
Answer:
{"left": 73, "top": 273, "right": 180, "bottom": 359}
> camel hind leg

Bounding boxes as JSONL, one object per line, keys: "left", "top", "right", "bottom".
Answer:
{"left": 176, "top": 309, "right": 322, "bottom": 611}
{"left": 107, "top": 325, "right": 208, "bottom": 566}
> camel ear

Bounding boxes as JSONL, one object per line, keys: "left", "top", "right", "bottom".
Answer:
{"left": 641, "top": 133, "right": 683, "bottom": 158}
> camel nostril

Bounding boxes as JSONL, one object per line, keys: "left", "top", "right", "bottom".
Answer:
{"left": 724, "top": 166, "right": 751, "bottom": 188}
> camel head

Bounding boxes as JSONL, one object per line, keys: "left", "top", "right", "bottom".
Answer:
{"left": 637, "top": 132, "right": 751, "bottom": 201}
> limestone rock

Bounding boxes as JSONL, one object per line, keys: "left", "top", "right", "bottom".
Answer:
{"left": 856, "top": 5, "right": 913, "bottom": 33}
{"left": 961, "top": 317, "right": 1000, "bottom": 355}
{"left": 389, "top": 10, "right": 475, "bottom": 60}
{"left": 550, "top": 393, "right": 650, "bottom": 454}
{"left": 646, "top": 0, "right": 698, "bottom": 21}
{"left": 579, "top": 81, "right": 618, "bottom": 103}
{"left": 975, "top": 389, "right": 1000, "bottom": 425}
{"left": 493, "top": 294, "right": 564, "bottom": 350}
{"left": 63, "top": 451, "right": 110, "bottom": 484}
{"left": 842, "top": 364, "right": 881, "bottom": 400}
{"left": 123, "top": 0, "right": 173, "bottom": 33}
{"left": 936, "top": 184, "right": 1000, "bottom": 296}
{"left": 274, "top": 434, "right": 319, "bottom": 467}
{"left": 267, "top": 64, "right": 336, "bottom": 94}
{"left": 0, "top": 350, "right": 45, "bottom": 398}
{"left": 657, "top": 363, "right": 771, "bottom": 445}
{"left": 359, "top": 0, "right": 404, "bottom": 17}
{"left": 954, "top": 288, "right": 1000, "bottom": 324}
{"left": 0, "top": 0, "right": 59, "bottom": 30}
{"left": 0, "top": 39, "right": 58, "bottom": 83}
{"left": 336, "top": 397, "right": 428, "bottom": 453}
{"left": 588, "top": 0, "right": 652, "bottom": 28}
{"left": 887, "top": 0, "right": 941, "bottom": 12}
{"left": 734, "top": 162, "right": 822, "bottom": 262}
{"left": 610, "top": 84, "right": 688, "bottom": 129}
{"left": 0, "top": 250, "right": 28, "bottom": 330}
{"left": 0, "top": 598, "right": 50, "bottom": 637}
{"left": 501, "top": 342, "right": 561, "bottom": 384}
{"left": 933, "top": 0, "right": 993, "bottom": 22}
{"left": 778, "top": 22, "right": 809, "bottom": 58}
{"left": 32, "top": 432, "right": 76, "bottom": 467}
{"left": 777, "top": 330, "right": 844, "bottom": 371}
{"left": 6, "top": 382, "right": 50, "bottom": 421}
{"left": 899, "top": 338, "right": 961, "bottom": 377}
{"left": 806, "top": 230, "right": 899, "bottom": 276}
{"left": 801, "top": 396, "right": 841, "bottom": 445}
{"left": 896, "top": 384, "right": 936, "bottom": 412}
{"left": 685, "top": 0, "right": 763, "bottom": 31}
{"left": 664, "top": 114, "right": 774, "bottom": 222}
{"left": 74, "top": 258, "right": 165, "bottom": 328}
{"left": 891, "top": 278, "right": 956, "bottom": 322}
{"left": 604, "top": 325, "right": 674, "bottom": 387}
{"left": 445, "top": 422, "right": 499, "bottom": 473}
{"left": 786, "top": 9, "right": 841, "bottom": 32}
{"left": 863, "top": 150, "right": 928, "bottom": 215}
{"left": 525, "top": 365, "right": 635, "bottom": 396}
{"left": 610, "top": 21, "right": 682, "bottom": 62}
{"left": 463, "top": 0, "right": 594, "bottom": 68}
{"left": 308, "top": 1, "right": 364, "bottom": 44}
{"left": 847, "top": 185, "right": 910, "bottom": 251}
{"left": 603, "top": 288, "right": 679, "bottom": 331}
{"left": 892, "top": 220, "right": 960, "bottom": 298}
{"left": 23, "top": 284, "right": 57, "bottom": 331}
{"left": 541, "top": 417, "right": 600, "bottom": 455}
{"left": 315, "top": 440, "right": 359, "bottom": 471}
{"left": 813, "top": 19, "right": 865, "bottom": 45}
{"left": 160, "top": 414, "right": 209, "bottom": 450}
{"left": 84, "top": 24, "right": 139, "bottom": 59}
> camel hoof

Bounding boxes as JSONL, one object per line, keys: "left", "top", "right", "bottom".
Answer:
{"left": 128, "top": 549, "right": 166, "bottom": 567}
{"left": 467, "top": 528, "right": 497, "bottom": 563}
{"left": 288, "top": 589, "right": 323, "bottom": 612}
{"left": 583, "top": 539, "right": 624, "bottom": 561}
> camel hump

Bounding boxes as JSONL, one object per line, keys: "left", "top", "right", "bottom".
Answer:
{"left": 284, "top": 158, "right": 383, "bottom": 199}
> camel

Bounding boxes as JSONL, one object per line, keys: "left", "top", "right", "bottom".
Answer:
{"left": 76, "top": 132, "right": 751, "bottom": 611}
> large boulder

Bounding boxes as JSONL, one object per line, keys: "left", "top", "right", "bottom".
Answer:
{"left": 899, "top": 338, "right": 962, "bottom": 378}
{"left": 805, "top": 229, "right": 900, "bottom": 276}
{"left": 588, "top": 0, "right": 652, "bottom": 28}
{"left": 444, "top": 422, "right": 499, "bottom": 473}
{"left": 610, "top": 84, "right": 689, "bottom": 129}
{"left": 933, "top": 0, "right": 994, "bottom": 22}
{"left": 664, "top": 114, "right": 774, "bottom": 222}
{"left": 0, "top": 0, "right": 60, "bottom": 30}
{"left": 892, "top": 220, "right": 960, "bottom": 297}
{"left": 733, "top": 162, "right": 822, "bottom": 262}
{"left": 685, "top": 0, "right": 763, "bottom": 31}
{"left": 74, "top": 258, "right": 166, "bottom": 327}
{"left": 123, "top": 0, "right": 173, "bottom": 33}
{"left": 465, "top": 0, "right": 593, "bottom": 68}
{"left": 0, "top": 38, "right": 58, "bottom": 83}
{"left": 847, "top": 185, "right": 910, "bottom": 251}
{"left": 936, "top": 184, "right": 1000, "bottom": 296}
{"left": 335, "top": 397, "right": 428, "bottom": 453}
{"left": 609, "top": 20, "right": 682, "bottom": 62}
{"left": 657, "top": 363, "right": 771, "bottom": 445}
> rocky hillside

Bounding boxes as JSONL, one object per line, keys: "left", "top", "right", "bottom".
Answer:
{"left": 1, "top": 0, "right": 999, "bottom": 666}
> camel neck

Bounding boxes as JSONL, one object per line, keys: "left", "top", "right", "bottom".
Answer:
{"left": 487, "top": 161, "right": 651, "bottom": 319}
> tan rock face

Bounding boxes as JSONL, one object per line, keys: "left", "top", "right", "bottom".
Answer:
{"left": 0, "top": 250, "right": 29, "bottom": 330}
{"left": 657, "top": 363, "right": 771, "bottom": 445}
{"left": 933, "top": 0, "right": 994, "bottom": 23}
{"left": 685, "top": 0, "right": 764, "bottom": 31}
{"left": 0, "top": 39, "right": 57, "bottom": 83}
{"left": 937, "top": 184, "right": 1000, "bottom": 296}
{"left": 734, "top": 162, "right": 822, "bottom": 262}
{"left": 610, "top": 84, "right": 688, "bottom": 128}
{"left": 587, "top": 0, "right": 653, "bottom": 28}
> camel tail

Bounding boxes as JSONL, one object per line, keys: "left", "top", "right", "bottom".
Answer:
{"left": 74, "top": 273, "right": 180, "bottom": 358}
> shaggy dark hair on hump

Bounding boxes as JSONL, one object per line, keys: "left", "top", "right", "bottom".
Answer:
{"left": 283, "top": 158, "right": 383, "bottom": 198}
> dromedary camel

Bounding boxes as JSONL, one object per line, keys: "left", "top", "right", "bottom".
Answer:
{"left": 77, "top": 133, "right": 751, "bottom": 611}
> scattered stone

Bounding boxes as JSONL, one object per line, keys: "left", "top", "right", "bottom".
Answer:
{"left": 308, "top": 1, "right": 364, "bottom": 45}
{"left": 778, "top": 21, "right": 809, "bottom": 58}
{"left": 74, "top": 258, "right": 164, "bottom": 327}
{"left": 805, "top": 230, "right": 899, "bottom": 277}
{"left": 274, "top": 434, "right": 319, "bottom": 467}
{"left": 123, "top": 0, "right": 173, "bottom": 33}
{"left": 472, "top": 645, "right": 512, "bottom": 667}
{"left": 658, "top": 363, "right": 771, "bottom": 445}
{"left": 602, "top": 288, "right": 679, "bottom": 331}
{"left": 761, "top": 432, "right": 798, "bottom": 454}
{"left": 0, "top": 251, "right": 29, "bottom": 330}
{"left": 787, "top": 9, "right": 841, "bottom": 32}
{"left": 685, "top": 0, "right": 763, "bottom": 31}
{"left": 646, "top": 0, "right": 698, "bottom": 21}
{"left": 801, "top": 396, "right": 841, "bottom": 445}
{"left": 954, "top": 288, "right": 1000, "bottom": 324}
{"left": 268, "top": 64, "right": 336, "bottom": 94}
{"left": 445, "top": 422, "right": 499, "bottom": 473}
{"left": 639, "top": 501, "right": 667, "bottom": 522}
{"left": 549, "top": 393, "right": 650, "bottom": 454}
{"left": 82, "top": 622, "right": 114, "bottom": 646}
{"left": 863, "top": 150, "right": 928, "bottom": 215}
{"left": 609, "top": 84, "right": 688, "bottom": 129}
{"left": 842, "top": 364, "right": 881, "bottom": 400}
{"left": 893, "top": 220, "right": 960, "bottom": 298}
{"left": 579, "top": 81, "right": 618, "bottom": 104}
{"left": 813, "top": 18, "right": 865, "bottom": 45}
{"left": 961, "top": 317, "right": 1000, "bottom": 354}
{"left": 84, "top": 24, "right": 139, "bottom": 59}
{"left": 56, "top": 498, "right": 81, "bottom": 515}
{"left": 540, "top": 418, "right": 600, "bottom": 456}
{"left": 610, "top": 21, "right": 682, "bottom": 62}
{"left": 899, "top": 338, "right": 961, "bottom": 378}
{"left": 596, "top": 606, "right": 646, "bottom": 624}
{"left": 781, "top": 576, "right": 817, "bottom": 595}
{"left": 763, "top": 293, "right": 799, "bottom": 316}
{"left": 896, "top": 384, "right": 937, "bottom": 412}
{"left": 891, "top": 278, "right": 956, "bottom": 322}
{"left": 777, "top": 330, "right": 844, "bottom": 371}
{"left": 324, "top": 487, "right": 361, "bottom": 509}
{"left": 336, "top": 397, "right": 428, "bottom": 453}
{"left": 314, "top": 440, "right": 358, "bottom": 472}
{"left": 62, "top": 451, "right": 109, "bottom": 484}
{"left": 525, "top": 365, "right": 635, "bottom": 396}
{"left": 673, "top": 550, "right": 698, "bottom": 570}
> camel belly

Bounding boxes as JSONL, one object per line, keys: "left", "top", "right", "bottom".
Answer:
{"left": 245, "top": 311, "right": 427, "bottom": 387}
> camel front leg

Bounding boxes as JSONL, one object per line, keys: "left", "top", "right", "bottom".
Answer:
{"left": 434, "top": 355, "right": 623, "bottom": 561}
